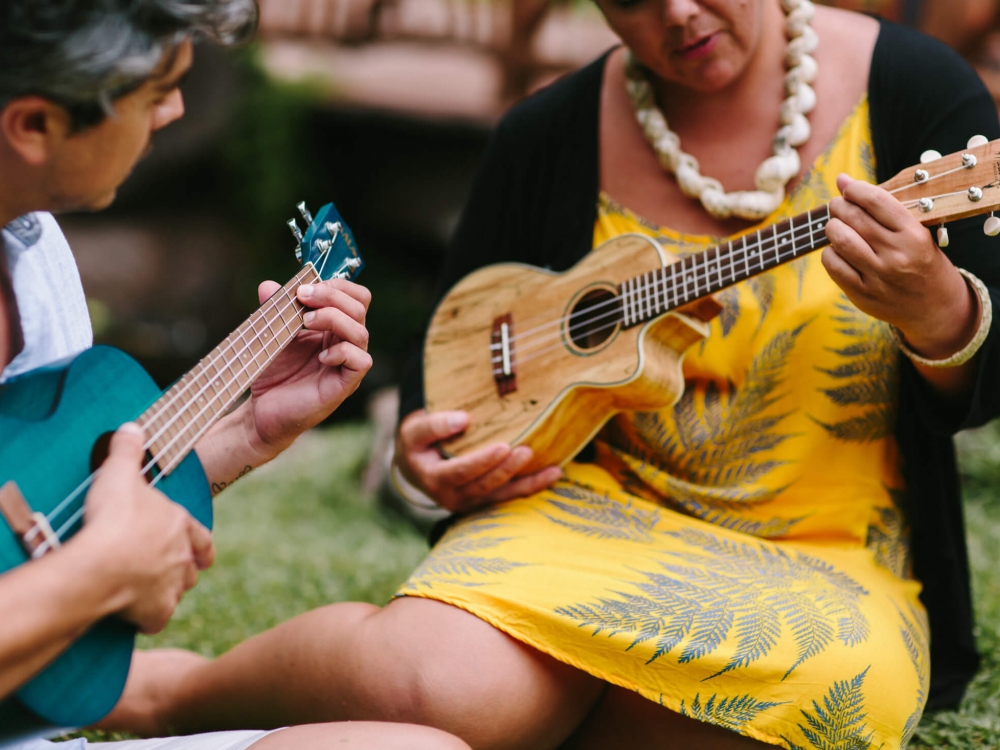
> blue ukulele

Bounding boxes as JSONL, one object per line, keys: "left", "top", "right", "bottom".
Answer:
{"left": 0, "top": 203, "right": 363, "bottom": 745}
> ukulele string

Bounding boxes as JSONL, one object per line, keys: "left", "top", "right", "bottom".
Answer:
{"left": 491, "top": 212, "right": 829, "bottom": 356}
{"left": 504, "top": 222, "right": 833, "bottom": 370}
{"left": 45, "top": 278, "right": 316, "bottom": 538}
{"left": 492, "top": 214, "right": 829, "bottom": 364}
{"left": 886, "top": 163, "right": 976, "bottom": 196}
{"left": 139, "top": 265, "right": 316, "bottom": 447}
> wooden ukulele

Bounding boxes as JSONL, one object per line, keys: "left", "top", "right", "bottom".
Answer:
{"left": 0, "top": 202, "right": 362, "bottom": 744}
{"left": 424, "top": 138, "right": 1000, "bottom": 474}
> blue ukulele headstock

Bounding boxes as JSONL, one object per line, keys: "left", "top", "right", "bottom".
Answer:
{"left": 287, "top": 201, "right": 364, "bottom": 282}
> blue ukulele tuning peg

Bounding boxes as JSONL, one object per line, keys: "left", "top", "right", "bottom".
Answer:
{"left": 297, "top": 201, "right": 313, "bottom": 225}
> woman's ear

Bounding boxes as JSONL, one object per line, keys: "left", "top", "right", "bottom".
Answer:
{"left": 0, "top": 97, "right": 71, "bottom": 168}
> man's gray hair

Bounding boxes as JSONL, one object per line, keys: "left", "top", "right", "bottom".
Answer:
{"left": 0, "top": 0, "right": 258, "bottom": 130}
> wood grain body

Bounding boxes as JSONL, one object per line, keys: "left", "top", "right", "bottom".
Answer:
{"left": 424, "top": 234, "right": 717, "bottom": 473}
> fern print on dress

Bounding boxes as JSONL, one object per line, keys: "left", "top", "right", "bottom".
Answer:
{"left": 555, "top": 528, "right": 870, "bottom": 679}
{"left": 865, "top": 485, "right": 911, "bottom": 578}
{"left": 401, "top": 509, "right": 528, "bottom": 592}
{"left": 542, "top": 485, "right": 664, "bottom": 543}
{"left": 607, "top": 322, "right": 811, "bottom": 537}
{"left": 811, "top": 297, "right": 899, "bottom": 443}
{"left": 897, "top": 601, "right": 930, "bottom": 747}
{"left": 679, "top": 693, "right": 786, "bottom": 734}
{"left": 783, "top": 667, "right": 876, "bottom": 750}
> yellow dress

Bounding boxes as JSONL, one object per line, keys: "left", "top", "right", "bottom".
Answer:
{"left": 399, "top": 98, "right": 930, "bottom": 749}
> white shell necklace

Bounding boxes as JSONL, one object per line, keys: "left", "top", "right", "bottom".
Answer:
{"left": 625, "top": 0, "right": 819, "bottom": 220}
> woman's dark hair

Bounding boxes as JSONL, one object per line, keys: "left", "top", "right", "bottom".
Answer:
{"left": 0, "top": 0, "right": 258, "bottom": 131}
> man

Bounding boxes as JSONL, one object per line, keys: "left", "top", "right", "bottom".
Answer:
{"left": 0, "top": 2, "right": 467, "bottom": 749}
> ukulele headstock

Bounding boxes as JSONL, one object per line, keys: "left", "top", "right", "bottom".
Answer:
{"left": 287, "top": 201, "right": 365, "bottom": 282}
{"left": 882, "top": 136, "right": 1000, "bottom": 229}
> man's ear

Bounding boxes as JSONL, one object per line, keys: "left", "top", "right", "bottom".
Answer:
{"left": 0, "top": 97, "right": 72, "bottom": 168}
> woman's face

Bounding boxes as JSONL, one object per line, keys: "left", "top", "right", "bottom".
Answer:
{"left": 596, "top": 0, "right": 767, "bottom": 93}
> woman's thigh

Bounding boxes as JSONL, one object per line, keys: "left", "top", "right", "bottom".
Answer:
{"left": 561, "top": 686, "right": 772, "bottom": 750}
{"left": 156, "top": 597, "right": 605, "bottom": 750}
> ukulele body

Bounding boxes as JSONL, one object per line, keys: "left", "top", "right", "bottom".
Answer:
{"left": 0, "top": 346, "right": 211, "bottom": 741}
{"left": 423, "top": 233, "right": 721, "bottom": 473}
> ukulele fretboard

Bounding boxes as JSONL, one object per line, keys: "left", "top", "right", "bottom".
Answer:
{"left": 618, "top": 206, "right": 833, "bottom": 327}
{"left": 138, "top": 264, "right": 320, "bottom": 475}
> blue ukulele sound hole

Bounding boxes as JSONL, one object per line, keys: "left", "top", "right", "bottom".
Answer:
{"left": 567, "top": 288, "right": 619, "bottom": 352}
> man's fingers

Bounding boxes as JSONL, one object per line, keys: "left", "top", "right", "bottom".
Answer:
{"left": 297, "top": 284, "right": 368, "bottom": 323}
{"left": 258, "top": 280, "right": 282, "bottom": 305}
{"left": 188, "top": 519, "right": 215, "bottom": 571}
{"left": 104, "top": 422, "right": 146, "bottom": 469}
{"left": 399, "top": 410, "right": 471, "bottom": 449}
{"left": 303, "top": 307, "right": 369, "bottom": 351}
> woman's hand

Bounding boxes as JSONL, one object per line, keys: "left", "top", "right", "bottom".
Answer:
{"left": 822, "top": 173, "right": 981, "bottom": 361}
{"left": 395, "top": 409, "right": 562, "bottom": 513}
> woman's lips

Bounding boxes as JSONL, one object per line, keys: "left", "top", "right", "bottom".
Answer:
{"left": 676, "top": 32, "right": 721, "bottom": 61}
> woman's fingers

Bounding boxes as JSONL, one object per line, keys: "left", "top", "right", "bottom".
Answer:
{"left": 484, "top": 466, "right": 563, "bottom": 505}
{"left": 824, "top": 217, "right": 878, "bottom": 281}
{"left": 418, "top": 443, "right": 513, "bottom": 490}
{"left": 836, "top": 173, "right": 913, "bottom": 231}
{"left": 399, "top": 410, "right": 469, "bottom": 450}
{"left": 455, "top": 445, "right": 535, "bottom": 497}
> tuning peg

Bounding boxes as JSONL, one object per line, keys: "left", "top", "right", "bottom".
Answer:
{"left": 920, "top": 149, "right": 942, "bottom": 164}
{"left": 297, "top": 201, "right": 313, "bottom": 225}
{"left": 325, "top": 221, "right": 342, "bottom": 238}
{"left": 287, "top": 218, "right": 303, "bottom": 243}
{"left": 985, "top": 213, "right": 1000, "bottom": 237}
{"left": 968, "top": 134, "right": 989, "bottom": 148}
{"left": 937, "top": 225, "right": 949, "bottom": 248}
{"left": 315, "top": 239, "right": 333, "bottom": 254}
{"left": 345, "top": 257, "right": 362, "bottom": 270}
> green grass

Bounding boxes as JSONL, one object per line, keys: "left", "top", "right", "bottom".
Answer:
{"left": 73, "top": 422, "right": 1000, "bottom": 747}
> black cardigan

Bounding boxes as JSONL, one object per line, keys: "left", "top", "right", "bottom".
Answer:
{"left": 400, "top": 19, "right": 1000, "bottom": 710}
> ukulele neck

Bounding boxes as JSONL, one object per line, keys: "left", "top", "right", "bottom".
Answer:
{"left": 619, "top": 205, "right": 833, "bottom": 328}
{"left": 138, "top": 264, "right": 320, "bottom": 475}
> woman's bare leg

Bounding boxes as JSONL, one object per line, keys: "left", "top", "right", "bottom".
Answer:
{"left": 104, "top": 598, "right": 605, "bottom": 750}
{"left": 249, "top": 722, "right": 471, "bottom": 750}
{"left": 561, "top": 685, "right": 771, "bottom": 750}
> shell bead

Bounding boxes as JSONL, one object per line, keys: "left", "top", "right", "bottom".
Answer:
{"left": 625, "top": 0, "right": 817, "bottom": 220}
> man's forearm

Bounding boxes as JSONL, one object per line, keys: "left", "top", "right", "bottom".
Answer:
{"left": 0, "top": 539, "right": 124, "bottom": 700}
{"left": 194, "top": 401, "right": 273, "bottom": 497}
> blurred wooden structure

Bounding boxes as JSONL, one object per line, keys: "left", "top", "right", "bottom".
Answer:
{"left": 256, "top": 0, "right": 615, "bottom": 112}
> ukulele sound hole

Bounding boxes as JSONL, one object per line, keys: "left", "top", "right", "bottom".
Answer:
{"left": 568, "top": 288, "right": 619, "bottom": 351}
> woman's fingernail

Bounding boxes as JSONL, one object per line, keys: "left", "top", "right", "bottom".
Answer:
{"left": 303, "top": 311, "right": 316, "bottom": 325}
{"left": 299, "top": 284, "right": 315, "bottom": 298}
{"left": 447, "top": 413, "right": 468, "bottom": 431}
{"left": 119, "top": 422, "right": 143, "bottom": 436}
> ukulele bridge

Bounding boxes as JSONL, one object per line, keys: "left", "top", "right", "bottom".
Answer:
{"left": 0, "top": 481, "right": 61, "bottom": 559}
{"left": 490, "top": 313, "right": 517, "bottom": 396}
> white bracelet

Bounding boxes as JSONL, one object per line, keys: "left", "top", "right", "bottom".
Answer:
{"left": 891, "top": 268, "right": 992, "bottom": 368}
{"left": 390, "top": 460, "right": 441, "bottom": 510}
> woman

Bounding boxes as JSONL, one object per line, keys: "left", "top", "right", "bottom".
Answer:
{"left": 107, "top": 1, "right": 1000, "bottom": 748}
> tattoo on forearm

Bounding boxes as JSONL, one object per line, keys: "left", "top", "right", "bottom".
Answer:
{"left": 212, "top": 465, "right": 253, "bottom": 496}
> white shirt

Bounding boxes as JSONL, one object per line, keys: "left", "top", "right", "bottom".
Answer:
{"left": 1, "top": 213, "right": 92, "bottom": 382}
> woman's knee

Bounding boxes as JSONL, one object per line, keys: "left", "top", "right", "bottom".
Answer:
{"left": 351, "top": 597, "right": 604, "bottom": 749}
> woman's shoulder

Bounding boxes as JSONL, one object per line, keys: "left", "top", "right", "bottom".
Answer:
{"left": 492, "top": 51, "right": 611, "bottom": 145}
{"left": 869, "top": 18, "right": 985, "bottom": 102}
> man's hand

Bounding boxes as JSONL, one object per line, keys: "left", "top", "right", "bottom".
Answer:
{"left": 79, "top": 423, "right": 214, "bottom": 634}
{"left": 395, "top": 409, "right": 562, "bottom": 514}
{"left": 246, "top": 278, "right": 372, "bottom": 459}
